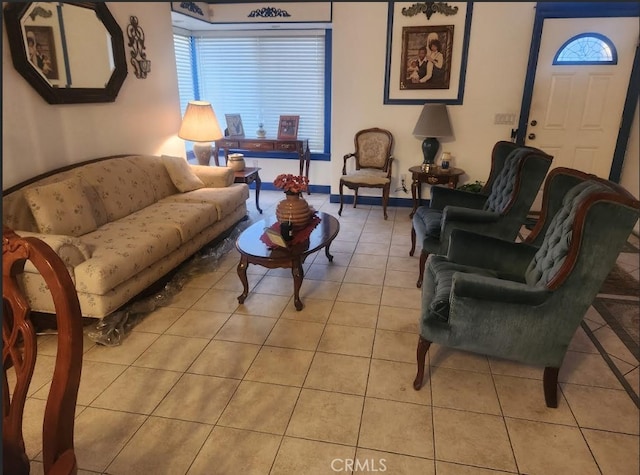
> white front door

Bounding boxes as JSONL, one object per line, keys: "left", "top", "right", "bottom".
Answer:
{"left": 525, "top": 17, "right": 638, "bottom": 208}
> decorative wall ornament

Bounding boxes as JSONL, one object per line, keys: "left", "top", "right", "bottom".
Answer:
{"left": 180, "top": 2, "right": 204, "bottom": 16}
{"left": 127, "top": 16, "right": 150, "bottom": 79}
{"left": 28, "top": 5, "right": 52, "bottom": 21}
{"left": 402, "top": 2, "right": 459, "bottom": 20}
{"left": 248, "top": 7, "right": 291, "bottom": 18}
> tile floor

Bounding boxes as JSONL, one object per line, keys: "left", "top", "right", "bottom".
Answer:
{"left": 18, "top": 190, "right": 640, "bottom": 474}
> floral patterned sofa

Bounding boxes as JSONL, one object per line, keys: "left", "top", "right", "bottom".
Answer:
{"left": 3, "top": 154, "right": 249, "bottom": 318}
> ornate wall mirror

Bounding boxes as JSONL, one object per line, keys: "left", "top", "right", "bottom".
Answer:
{"left": 3, "top": 2, "right": 127, "bottom": 104}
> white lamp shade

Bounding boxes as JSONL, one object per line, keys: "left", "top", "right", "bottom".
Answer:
{"left": 178, "top": 100, "right": 223, "bottom": 142}
{"left": 412, "top": 103, "right": 453, "bottom": 138}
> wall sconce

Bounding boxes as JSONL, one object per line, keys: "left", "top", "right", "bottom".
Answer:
{"left": 127, "top": 16, "right": 150, "bottom": 79}
{"left": 178, "top": 101, "right": 223, "bottom": 166}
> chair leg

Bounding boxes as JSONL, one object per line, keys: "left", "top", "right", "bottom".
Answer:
{"left": 338, "top": 180, "right": 344, "bottom": 216}
{"left": 382, "top": 184, "right": 389, "bottom": 220}
{"left": 417, "top": 250, "right": 428, "bottom": 288}
{"left": 543, "top": 366, "right": 559, "bottom": 408}
{"left": 409, "top": 225, "right": 416, "bottom": 256}
{"left": 413, "top": 336, "right": 432, "bottom": 390}
{"left": 353, "top": 188, "right": 358, "bottom": 208}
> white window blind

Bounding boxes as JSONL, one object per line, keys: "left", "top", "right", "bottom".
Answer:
{"left": 174, "top": 30, "right": 326, "bottom": 153}
{"left": 173, "top": 34, "right": 195, "bottom": 117}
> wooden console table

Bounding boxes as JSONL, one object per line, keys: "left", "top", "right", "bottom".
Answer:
{"left": 214, "top": 137, "right": 311, "bottom": 194}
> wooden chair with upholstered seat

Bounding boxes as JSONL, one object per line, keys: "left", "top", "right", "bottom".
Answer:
{"left": 338, "top": 128, "right": 394, "bottom": 220}
{"left": 3, "top": 227, "right": 84, "bottom": 475}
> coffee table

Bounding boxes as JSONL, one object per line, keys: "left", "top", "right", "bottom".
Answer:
{"left": 235, "top": 212, "right": 340, "bottom": 310}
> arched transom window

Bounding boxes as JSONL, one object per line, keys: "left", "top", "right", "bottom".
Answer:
{"left": 553, "top": 33, "right": 618, "bottom": 65}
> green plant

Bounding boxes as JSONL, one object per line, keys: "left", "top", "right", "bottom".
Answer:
{"left": 457, "top": 180, "right": 485, "bottom": 193}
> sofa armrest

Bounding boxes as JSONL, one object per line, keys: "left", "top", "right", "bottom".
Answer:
{"left": 191, "top": 165, "right": 234, "bottom": 188}
{"left": 15, "top": 231, "right": 93, "bottom": 272}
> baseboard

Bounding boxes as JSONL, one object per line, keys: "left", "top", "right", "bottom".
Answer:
{"left": 329, "top": 194, "right": 418, "bottom": 208}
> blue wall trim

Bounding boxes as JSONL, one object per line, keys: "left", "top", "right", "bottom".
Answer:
{"left": 190, "top": 36, "right": 200, "bottom": 100}
{"left": 517, "top": 2, "right": 639, "bottom": 184}
{"left": 324, "top": 29, "right": 332, "bottom": 155}
{"left": 257, "top": 183, "right": 330, "bottom": 194}
{"left": 329, "top": 194, "right": 417, "bottom": 209}
{"left": 212, "top": 151, "right": 331, "bottom": 162}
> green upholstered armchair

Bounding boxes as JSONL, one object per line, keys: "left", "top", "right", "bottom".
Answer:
{"left": 338, "top": 128, "right": 394, "bottom": 220}
{"left": 409, "top": 141, "right": 519, "bottom": 256}
{"left": 411, "top": 144, "right": 553, "bottom": 287}
{"left": 413, "top": 177, "right": 640, "bottom": 408}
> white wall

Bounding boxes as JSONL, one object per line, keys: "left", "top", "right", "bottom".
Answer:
{"left": 2, "top": 2, "right": 185, "bottom": 189}
{"left": 331, "top": 2, "right": 537, "bottom": 199}
{"left": 3, "top": 1, "right": 638, "bottom": 210}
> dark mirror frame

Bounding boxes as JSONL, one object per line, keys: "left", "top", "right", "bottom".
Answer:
{"left": 3, "top": 2, "right": 127, "bottom": 104}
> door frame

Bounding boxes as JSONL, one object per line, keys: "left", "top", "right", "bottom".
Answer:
{"left": 516, "top": 2, "right": 640, "bottom": 182}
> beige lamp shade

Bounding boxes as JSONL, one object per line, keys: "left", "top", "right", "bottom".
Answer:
{"left": 178, "top": 100, "right": 223, "bottom": 142}
{"left": 412, "top": 103, "right": 453, "bottom": 138}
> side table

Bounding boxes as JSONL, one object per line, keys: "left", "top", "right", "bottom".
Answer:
{"left": 408, "top": 165, "right": 464, "bottom": 218}
{"left": 234, "top": 167, "right": 262, "bottom": 214}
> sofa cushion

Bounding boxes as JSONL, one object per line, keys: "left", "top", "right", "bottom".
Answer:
{"left": 161, "top": 184, "right": 250, "bottom": 221}
{"left": 78, "top": 157, "right": 158, "bottom": 223}
{"left": 127, "top": 155, "right": 180, "bottom": 201}
{"left": 75, "top": 221, "right": 183, "bottom": 295}
{"left": 23, "top": 176, "right": 98, "bottom": 237}
{"left": 162, "top": 155, "right": 205, "bottom": 192}
{"left": 126, "top": 201, "right": 219, "bottom": 242}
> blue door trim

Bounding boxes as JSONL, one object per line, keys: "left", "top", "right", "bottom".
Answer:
{"left": 517, "top": 2, "right": 640, "bottom": 183}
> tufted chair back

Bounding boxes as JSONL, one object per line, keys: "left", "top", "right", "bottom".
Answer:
{"left": 525, "top": 181, "right": 608, "bottom": 287}
{"left": 483, "top": 147, "right": 548, "bottom": 214}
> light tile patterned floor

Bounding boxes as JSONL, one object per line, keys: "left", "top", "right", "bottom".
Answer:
{"left": 19, "top": 190, "right": 640, "bottom": 474}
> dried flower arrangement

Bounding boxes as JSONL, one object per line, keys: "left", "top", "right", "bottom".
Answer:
{"left": 273, "top": 174, "right": 309, "bottom": 194}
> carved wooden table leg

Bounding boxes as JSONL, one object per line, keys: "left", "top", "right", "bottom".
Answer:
{"left": 291, "top": 257, "right": 304, "bottom": 310}
{"left": 410, "top": 176, "right": 420, "bottom": 218}
{"left": 237, "top": 256, "right": 249, "bottom": 304}
{"left": 325, "top": 244, "right": 334, "bottom": 262}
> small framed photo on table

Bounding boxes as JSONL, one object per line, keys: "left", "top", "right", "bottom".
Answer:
{"left": 225, "top": 114, "right": 245, "bottom": 138}
{"left": 277, "top": 115, "right": 299, "bottom": 139}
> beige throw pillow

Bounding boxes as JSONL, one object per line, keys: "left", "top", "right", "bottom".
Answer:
{"left": 24, "top": 176, "right": 98, "bottom": 237}
{"left": 162, "top": 155, "right": 205, "bottom": 192}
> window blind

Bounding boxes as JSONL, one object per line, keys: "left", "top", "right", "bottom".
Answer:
{"left": 173, "top": 34, "right": 196, "bottom": 117}
{"left": 174, "top": 30, "right": 326, "bottom": 153}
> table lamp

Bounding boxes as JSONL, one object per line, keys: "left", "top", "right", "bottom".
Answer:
{"left": 178, "top": 100, "right": 223, "bottom": 166}
{"left": 412, "top": 103, "right": 453, "bottom": 171}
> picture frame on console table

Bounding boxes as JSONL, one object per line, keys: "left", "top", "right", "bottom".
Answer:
{"left": 384, "top": 1, "right": 473, "bottom": 105}
{"left": 277, "top": 115, "right": 299, "bottom": 140}
{"left": 225, "top": 113, "right": 245, "bottom": 138}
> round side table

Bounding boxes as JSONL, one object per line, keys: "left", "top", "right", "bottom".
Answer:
{"left": 408, "top": 166, "right": 465, "bottom": 218}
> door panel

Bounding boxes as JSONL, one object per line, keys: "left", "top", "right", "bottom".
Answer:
{"left": 525, "top": 17, "right": 638, "bottom": 209}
